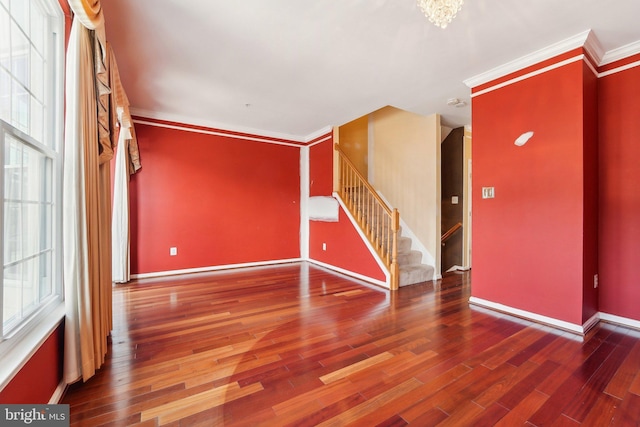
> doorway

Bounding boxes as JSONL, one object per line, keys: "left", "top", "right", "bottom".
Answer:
{"left": 441, "top": 127, "right": 465, "bottom": 272}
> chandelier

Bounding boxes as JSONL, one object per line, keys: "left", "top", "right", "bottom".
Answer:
{"left": 416, "top": 0, "right": 464, "bottom": 29}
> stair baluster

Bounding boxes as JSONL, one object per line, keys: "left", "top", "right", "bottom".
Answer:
{"left": 335, "top": 144, "right": 400, "bottom": 290}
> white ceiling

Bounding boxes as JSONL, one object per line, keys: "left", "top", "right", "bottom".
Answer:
{"left": 101, "top": 0, "right": 640, "bottom": 140}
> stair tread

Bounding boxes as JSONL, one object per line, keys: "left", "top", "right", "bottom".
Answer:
{"left": 345, "top": 198, "right": 433, "bottom": 287}
{"left": 399, "top": 264, "right": 434, "bottom": 272}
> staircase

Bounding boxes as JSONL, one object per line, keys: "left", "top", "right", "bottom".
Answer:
{"left": 335, "top": 143, "right": 435, "bottom": 289}
{"left": 396, "top": 233, "right": 435, "bottom": 287}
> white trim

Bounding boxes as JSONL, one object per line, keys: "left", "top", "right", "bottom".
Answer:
{"left": 464, "top": 30, "right": 640, "bottom": 93}
{"left": 464, "top": 30, "right": 591, "bottom": 89}
{"left": 468, "top": 301, "right": 640, "bottom": 334}
{"left": 300, "top": 146, "right": 310, "bottom": 260}
{"left": 131, "top": 119, "right": 304, "bottom": 148}
{"left": 304, "top": 126, "right": 333, "bottom": 144}
{"left": 584, "top": 56, "right": 599, "bottom": 77}
{"left": 599, "top": 60, "right": 640, "bottom": 78}
{"left": 130, "top": 258, "right": 303, "bottom": 280}
{"left": 130, "top": 108, "right": 330, "bottom": 144}
{"left": 468, "top": 296, "right": 588, "bottom": 334}
{"left": 600, "top": 312, "right": 640, "bottom": 330}
{"left": 49, "top": 380, "right": 67, "bottom": 404}
{"left": 583, "top": 30, "right": 605, "bottom": 66}
{"left": 0, "top": 0, "right": 66, "bottom": 392}
{"left": 307, "top": 133, "right": 333, "bottom": 147}
{"left": 470, "top": 55, "right": 584, "bottom": 98}
{"left": 583, "top": 312, "right": 600, "bottom": 334}
{"left": 601, "top": 39, "right": 640, "bottom": 66}
{"left": 333, "top": 192, "right": 391, "bottom": 286}
{"left": 307, "top": 259, "right": 388, "bottom": 289}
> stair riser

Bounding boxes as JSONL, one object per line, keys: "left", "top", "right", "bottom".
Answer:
{"left": 399, "top": 266, "right": 435, "bottom": 287}
{"left": 345, "top": 197, "right": 434, "bottom": 287}
{"left": 397, "top": 251, "right": 422, "bottom": 266}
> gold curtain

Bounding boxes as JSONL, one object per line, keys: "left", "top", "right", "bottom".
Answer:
{"left": 67, "top": 0, "right": 103, "bottom": 29}
{"left": 63, "top": 1, "right": 113, "bottom": 382}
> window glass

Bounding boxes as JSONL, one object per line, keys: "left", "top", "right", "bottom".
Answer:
{"left": 1, "top": 0, "right": 62, "bottom": 338}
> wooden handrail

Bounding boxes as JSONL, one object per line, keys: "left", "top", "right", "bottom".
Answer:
{"left": 441, "top": 222, "right": 462, "bottom": 245}
{"left": 334, "top": 143, "right": 399, "bottom": 290}
{"left": 334, "top": 144, "right": 392, "bottom": 217}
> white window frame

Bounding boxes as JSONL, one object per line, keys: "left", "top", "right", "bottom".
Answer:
{"left": 0, "top": 0, "right": 65, "bottom": 391}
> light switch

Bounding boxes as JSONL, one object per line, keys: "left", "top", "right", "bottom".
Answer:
{"left": 451, "top": 196, "right": 459, "bottom": 204}
{"left": 482, "top": 187, "right": 495, "bottom": 199}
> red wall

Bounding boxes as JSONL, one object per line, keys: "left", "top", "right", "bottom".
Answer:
{"left": 598, "top": 57, "right": 640, "bottom": 321}
{"left": 309, "top": 207, "right": 386, "bottom": 282}
{"left": 581, "top": 62, "right": 599, "bottom": 324}
{"left": 0, "top": 323, "right": 64, "bottom": 403}
{"left": 471, "top": 59, "right": 591, "bottom": 325}
{"left": 308, "top": 139, "right": 386, "bottom": 282}
{"left": 309, "top": 137, "right": 334, "bottom": 197}
{"left": 130, "top": 121, "right": 301, "bottom": 274}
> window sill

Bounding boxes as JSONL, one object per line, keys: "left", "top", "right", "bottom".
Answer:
{"left": 0, "top": 302, "right": 65, "bottom": 391}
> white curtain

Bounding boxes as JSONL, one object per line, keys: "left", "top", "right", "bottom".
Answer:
{"left": 111, "top": 107, "right": 131, "bottom": 283}
{"left": 109, "top": 41, "right": 141, "bottom": 283}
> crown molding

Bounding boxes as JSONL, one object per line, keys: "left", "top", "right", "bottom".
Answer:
{"left": 600, "top": 39, "right": 640, "bottom": 66}
{"left": 129, "top": 107, "right": 330, "bottom": 144}
{"left": 470, "top": 55, "right": 584, "bottom": 98}
{"left": 464, "top": 30, "right": 592, "bottom": 88}
{"left": 583, "top": 30, "right": 604, "bottom": 65}
{"left": 304, "top": 126, "right": 333, "bottom": 144}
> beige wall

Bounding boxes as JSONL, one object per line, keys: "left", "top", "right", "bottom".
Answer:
{"left": 338, "top": 115, "right": 369, "bottom": 177}
{"left": 371, "top": 106, "right": 441, "bottom": 273}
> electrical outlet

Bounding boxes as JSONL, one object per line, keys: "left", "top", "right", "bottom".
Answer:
{"left": 322, "top": 243, "right": 327, "bottom": 251}
{"left": 170, "top": 247, "right": 177, "bottom": 256}
{"left": 594, "top": 274, "right": 598, "bottom": 288}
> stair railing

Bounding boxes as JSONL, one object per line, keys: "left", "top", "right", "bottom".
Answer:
{"left": 441, "top": 222, "right": 462, "bottom": 246}
{"left": 334, "top": 144, "right": 400, "bottom": 290}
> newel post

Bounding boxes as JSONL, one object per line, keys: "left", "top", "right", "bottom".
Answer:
{"left": 390, "top": 208, "right": 400, "bottom": 291}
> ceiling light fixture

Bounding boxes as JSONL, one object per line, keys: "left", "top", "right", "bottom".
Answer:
{"left": 417, "top": 0, "right": 464, "bottom": 29}
{"left": 446, "top": 98, "right": 467, "bottom": 108}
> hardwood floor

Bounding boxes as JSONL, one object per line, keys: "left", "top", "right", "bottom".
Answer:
{"left": 62, "top": 262, "right": 640, "bottom": 426}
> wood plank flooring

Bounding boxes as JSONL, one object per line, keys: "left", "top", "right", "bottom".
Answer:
{"left": 61, "top": 262, "right": 640, "bottom": 426}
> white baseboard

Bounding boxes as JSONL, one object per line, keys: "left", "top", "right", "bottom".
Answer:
{"left": 583, "top": 312, "right": 601, "bottom": 334}
{"left": 308, "top": 259, "right": 389, "bottom": 289}
{"left": 49, "top": 380, "right": 66, "bottom": 404}
{"left": 130, "top": 258, "right": 302, "bottom": 280}
{"left": 468, "top": 297, "right": 640, "bottom": 334}
{"left": 468, "top": 296, "right": 593, "bottom": 334}
{"left": 600, "top": 312, "right": 640, "bottom": 330}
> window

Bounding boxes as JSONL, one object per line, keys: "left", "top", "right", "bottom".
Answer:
{"left": 0, "top": 0, "right": 63, "bottom": 344}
